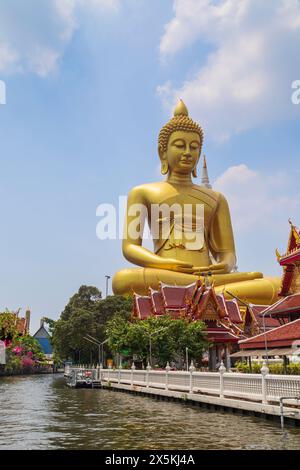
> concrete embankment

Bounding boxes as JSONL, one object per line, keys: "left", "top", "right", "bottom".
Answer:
{"left": 101, "top": 381, "right": 300, "bottom": 427}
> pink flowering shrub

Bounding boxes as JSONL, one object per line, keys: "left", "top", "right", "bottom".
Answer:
{"left": 12, "top": 346, "right": 23, "bottom": 355}
{"left": 22, "top": 357, "right": 34, "bottom": 368}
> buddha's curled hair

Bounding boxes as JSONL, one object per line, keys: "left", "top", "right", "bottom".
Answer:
{"left": 158, "top": 101, "right": 204, "bottom": 154}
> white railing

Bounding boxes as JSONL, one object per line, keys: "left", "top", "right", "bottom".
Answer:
{"left": 96, "top": 362, "right": 300, "bottom": 405}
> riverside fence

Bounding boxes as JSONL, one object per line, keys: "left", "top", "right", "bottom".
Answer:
{"left": 65, "top": 362, "right": 300, "bottom": 406}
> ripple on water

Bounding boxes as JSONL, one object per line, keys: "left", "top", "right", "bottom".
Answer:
{"left": 0, "top": 375, "right": 300, "bottom": 449}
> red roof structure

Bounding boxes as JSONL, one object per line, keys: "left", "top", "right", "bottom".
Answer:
{"left": 133, "top": 295, "right": 153, "bottom": 320}
{"left": 132, "top": 282, "right": 242, "bottom": 345}
{"left": 223, "top": 298, "right": 243, "bottom": 324}
{"left": 258, "top": 294, "right": 300, "bottom": 324}
{"left": 276, "top": 220, "right": 300, "bottom": 296}
{"left": 239, "top": 318, "right": 300, "bottom": 350}
{"left": 149, "top": 289, "right": 165, "bottom": 316}
{"left": 160, "top": 282, "right": 198, "bottom": 315}
{"left": 243, "top": 304, "right": 281, "bottom": 336}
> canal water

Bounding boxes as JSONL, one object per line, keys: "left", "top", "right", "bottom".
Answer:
{"left": 0, "top": 374, "right": 300, "bottom": 450}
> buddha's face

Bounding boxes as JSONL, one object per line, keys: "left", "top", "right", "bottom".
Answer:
{"left": 163, "top": 130, "right": 201, "bottom": 175}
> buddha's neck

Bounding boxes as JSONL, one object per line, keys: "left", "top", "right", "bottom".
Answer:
{"left": 167, "top": 171, "right": 193, "bottom": 185}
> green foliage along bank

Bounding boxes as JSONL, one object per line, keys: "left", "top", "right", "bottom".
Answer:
{"left": 0, "top": 310, "right": 46, "bottom": 375}
{"left": 52, "top": 286, "right": 132, "bottom": 363}
{"left": 51, "top": 285, "right": 209, "bottom": 368}
{"left": 106, "top": 314, "right": 209, "bottom": 368}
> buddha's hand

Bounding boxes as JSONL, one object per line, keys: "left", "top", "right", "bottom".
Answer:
{"left": 192, "top": 262, "right": 229, "bottom": 275}
{"left": 157, "top": 259, "right": 194, "bottom": 273}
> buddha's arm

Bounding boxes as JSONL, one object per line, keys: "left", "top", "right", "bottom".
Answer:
{"left": 207, "top": 192, "right": 237, "bottom": 273}
{"left": 123, "top": 188, "right": 193, "bottom": 272}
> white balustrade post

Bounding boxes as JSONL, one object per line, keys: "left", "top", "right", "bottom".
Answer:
{"left": 165, "top": 362, "right": 171, "bottom": 390}
{"left": 146, "top": 362, "right": 151, "bottom": 388}
{"left": 131, "top": 363, "right": 136, "bottom": 387}
{"left": 219, "top": 361, "right": 226, "bottom": 399}
{"left": 99, "top": 363, "right": 103, "bottom": 382}
{"left": 261, "top": 361, "right": 269, "bottom": 404}
{"left": 189, "top": 361, "right": 195, "bottom": 393}
{"left": 107, "top": 366, "right": 110, "bottom": 382}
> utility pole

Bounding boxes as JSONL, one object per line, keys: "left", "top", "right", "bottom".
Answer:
{"left": 105, "top": 275, "right": 111, "bottom": 298}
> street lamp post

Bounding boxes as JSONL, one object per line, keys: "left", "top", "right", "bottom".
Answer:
{"left": 83, "top": 335, "right": 109, "bottom": 367}
{"left": 186, "top": 347, "right": 189, "bottom": 371}
{"left": 262, "top": 311, "right": 269, "bottom": 366}
{"left": 149, "top": 334, "right": 152, "bottom": 367}
{"left": 105, "top": 275, "right": 111, "bottom": 297}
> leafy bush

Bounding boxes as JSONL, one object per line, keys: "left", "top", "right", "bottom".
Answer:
{"left": 235, "top": 361, "right": 300, "bottom": 375}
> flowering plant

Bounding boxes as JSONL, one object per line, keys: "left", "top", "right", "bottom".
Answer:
{"left": 22, "top": 357, "right": 34, "bottom": 368}
{"left": 12, "top": 346, "right": 23, "bottom": 355}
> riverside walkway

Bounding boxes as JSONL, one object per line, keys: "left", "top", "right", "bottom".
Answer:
{"left": 65, "top": 363, "right": 300, "bottom": 427}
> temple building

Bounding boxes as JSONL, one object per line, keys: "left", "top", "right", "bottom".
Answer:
{"left": 238, "top": 319, "right": 300, "bottom": 359}
{"left": 133, "top": 281, "right": 245, "bottom": 370}
{"left": 132, "top": 221, "right": 300, "bottom": 370}
{"left": 276, "top": 220, "right": 300, "bottom": 296}
{"left": 33, "top": 319, "right": 53, "bottom": 357}
{"left": 236, "top": 221, "right": 300, "bottom": 360}
{"left": 243, "top": 304, "right": 280, "bottom": 336}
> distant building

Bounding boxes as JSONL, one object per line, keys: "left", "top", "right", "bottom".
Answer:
{"left": 33, "top": 319, "right": 53, "bottom": 356}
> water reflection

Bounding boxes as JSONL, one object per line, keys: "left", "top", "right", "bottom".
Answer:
{"left": 0, "top": 375, "right": 299, "bottom": 449}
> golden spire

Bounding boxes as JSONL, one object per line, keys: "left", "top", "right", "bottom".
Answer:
{"left": 288, "top": 219, "right": 300, "bottom": 244}
{"left": 275, "top": 248, "right": 282, "bottom": 263}
{"left": 174, "top": 99, "right": 189, "bottom": 117}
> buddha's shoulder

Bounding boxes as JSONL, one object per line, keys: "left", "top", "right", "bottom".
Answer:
{"left": 128, "top": 182, "right": 172, "bottom": 199}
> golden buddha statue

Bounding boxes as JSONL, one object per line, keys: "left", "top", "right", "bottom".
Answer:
{"left": 112, "top": 100, "right": 281, "bottom": 305}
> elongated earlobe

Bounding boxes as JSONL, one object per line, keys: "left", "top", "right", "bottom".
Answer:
{"left": 192, "top": 167, "right": 197, "bottom": 178}
{"left": 161, "top": 161, "right": 169, "bottom": 175}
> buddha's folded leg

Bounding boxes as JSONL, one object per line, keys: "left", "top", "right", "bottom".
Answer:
{"left": 215, "top": 277, "right": 282, "bottom": 305}
{"left": 112, "top": 267, "right": 273, "bottom": 299}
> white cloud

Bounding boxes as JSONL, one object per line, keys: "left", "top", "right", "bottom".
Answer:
{"left": 158, "top": 0, "right": 300, "bottom": 140}
{"left": 0, "top": 44, "right": 19, "bottom": 73}
{"left": 214, "top": 164, "right": 300, "bottom": 232}
{"left": 0, "top": 0, "right": 120, "bottom": 77}
{"left": 213, "top": 163, "right": 300, "bottom": 273}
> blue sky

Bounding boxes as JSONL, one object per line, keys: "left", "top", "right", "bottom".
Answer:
{"left": 0, "top": 0, "right": 299, "bottom": 333}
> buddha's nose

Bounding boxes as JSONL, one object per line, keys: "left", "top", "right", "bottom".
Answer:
{"left": 183, "top": 150, "right": 192, "bottom": 159}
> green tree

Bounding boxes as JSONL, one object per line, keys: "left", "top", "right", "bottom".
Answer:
{"left": 106, "top": 314, "right": 208, "bottom": 368}
{"left": 0, "top": 310, "right": 20, "bottom": 341}
{"left": 52, "top": 286, "right": 132, "bottom": 363}
{"left": 42, "top": 317, "right": 56, "bottom": 336}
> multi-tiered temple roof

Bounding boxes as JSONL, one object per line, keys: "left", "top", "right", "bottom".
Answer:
{"left": 132, "top": 281, "right": 248, "bottom": 345}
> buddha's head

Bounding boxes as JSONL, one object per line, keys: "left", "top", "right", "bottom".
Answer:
{"left": 158, "top": 100, "right": 204, "bottom": 177}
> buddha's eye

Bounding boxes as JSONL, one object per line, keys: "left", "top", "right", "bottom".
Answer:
{"left": 190, "top": 143, "right": 200, "bottom": 151}
{"left": 172, "top": 140, "right": 185, "bottom": 149}
{"left": 175, "top": 144, "right": 185, "bottom": 149}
